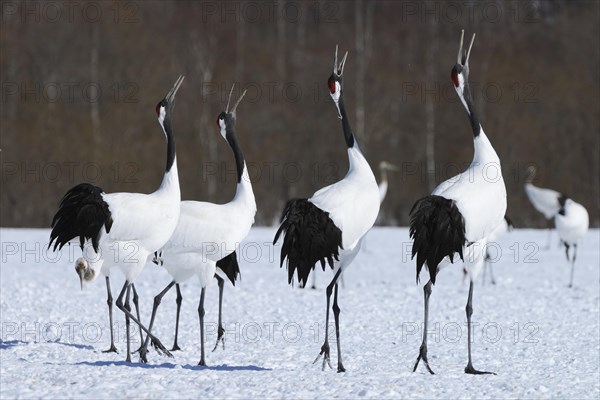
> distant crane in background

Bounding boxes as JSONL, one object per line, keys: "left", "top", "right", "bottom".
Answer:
{"left": 49, "top": 76, "right": 184, "bottom": 362}
{"left": 274, "top": 47, "right": 380, "bottom": 372}
{"left": 377, "top": 161, "right": 400, "bottom": 203}
{"left": 464, "top": 215, "right": 514, "bottom": 285}
{"left": 140, "top": 87, "right": 255, "bottom": 366}
{"left": 555, "top": 196, "right": 589, "bottom": 288}
{"left": 307, "top": 161, "right": 398, "bottom": 290}
{"left": 409, "top": 31, "right": 506, "bottom": 375}
{"left": 524, "top": 165, "right": 562, "bottom": 249}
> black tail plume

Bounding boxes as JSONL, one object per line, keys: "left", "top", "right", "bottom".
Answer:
{"left": 273, "top": 198, "right": 342, "bottom": 286}
{"left": 409, "top": 195, "right": 466, "bottom": 285}
{"left": 49, "top": 183, "right": 113, "bottom": 252}
{"left": 216, "top": 251, "right": 240, "bottom": 286}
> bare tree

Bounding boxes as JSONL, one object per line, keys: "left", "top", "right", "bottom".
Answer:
{"left": 354, "top": 0, "right": 374, "bottom": 150}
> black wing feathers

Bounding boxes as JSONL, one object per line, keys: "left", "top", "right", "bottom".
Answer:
{"left": 49, "top": 183, "right": 112, "bottom": 252}
{"left": 216, "top": 251, "right": 240, "bottom": 286}
{"left": 409, "top": 195, "right": 466, "bottom": 285}
{"left": 273, "top": 198, "right": 343, "bottom": 286}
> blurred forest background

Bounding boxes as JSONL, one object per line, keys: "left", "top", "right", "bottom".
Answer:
{"left": 1, "top": 0, "right": 598, "bottom": 227}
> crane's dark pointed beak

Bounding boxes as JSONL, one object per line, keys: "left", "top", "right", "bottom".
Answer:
{"left": 230, "top": 89, "right": 247, "bottom": 115}
{"left": 225, "top": 84, "right": 235, "bottom": 113}
{"left": 457, "top": 30, "right": 475, "bottom": 66}
{"left": 333, "top": 45, "right": 348, "bottom": 77}
{"left": 457, "top": 30, "right": 464, "bottom": 64}
{"left": 77, "top": 268, "right": 84, "bottom": 290}
{"left": 225, "top": 84, "right": 247, "bottom": 117}
{"left": 166, "top": 75, "right": 184, "bottom": 103}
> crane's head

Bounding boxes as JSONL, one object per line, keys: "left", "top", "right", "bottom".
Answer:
{"left": 217, "top": 85, "right": 247, "bottom": 139}
{"left": 156, "top": 75, "right": 184, "bottom": 127}
{"left": 450, "top": 30, "right": 475, "bottom": 108}
{"left": 75, "top": 257, "right": 95, "bottom": 290}
{"left": 328, "top": 45, "right": 348, "bottom": 117}
{"left": 525, "top": 165, "right": 537, "bottom": 182}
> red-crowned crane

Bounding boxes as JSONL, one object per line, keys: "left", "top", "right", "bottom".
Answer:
{"left": 49, "top": 76, "right": 184, "bottom": 362}
{"left": 274, "top": 47, "right": 380, "bottom": 373}
{"left": 409, "top": 31, "right": 506, "bottom": 375}
{"left": 555, "top": 196, "right": 589, "bottom": 287}
{"left": 524, "top": 165, "right": 563, "bottom": 248}
{"left": 139, "top": 87, "right": 255, "bottom": 365}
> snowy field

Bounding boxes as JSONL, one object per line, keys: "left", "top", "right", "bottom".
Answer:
{"left": 1, "top": 227, "right": 599, "bottom": 399}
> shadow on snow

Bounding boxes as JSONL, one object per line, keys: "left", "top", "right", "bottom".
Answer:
{"left": 74, "top": 360, "right": 271, "bottom": 371}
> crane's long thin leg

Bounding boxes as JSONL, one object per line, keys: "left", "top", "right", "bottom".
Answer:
{"left": 464, "top": 280, "right": 495, "bottom": 375}
{"left": 131, "top": 284, "right": 144, "bottom": 346}
{"left": 568, "top": 244, "right": 577, "bottom": 288}
{"left": 102, "top": 276, "right": 118, "bottom": 353}
{"left": 314, "top": 268, "right": 342, "bottom": 370}
{"left": 545, "top": 220, "right": 553, "bottom": 249}
{"left": 139, "top": 280, "right": 176, "bottom": 363}
{"left": 124, "top": 284, "right": 132, "bottom": 362}
{"left": 171, "top": 283, "right": 183, "bottom": 351}
{"left": 115, "top": 281, "right": 173, "bottom": 359}
{"left": 482, "top": 259, "right": 488, "bottom": 286}
{"left": 212, "top": 276, "right": 225, "bottom": 352}
{"left": 332, "top": 283, "right": 345, "bottom": 372}
{"left": 198, "top": 287, "right": 207, "bottom": 366}
{"left": 413, "top": 280, "right": 434, "bottom": 374}
{"left": 488, "top": 261, "right": 496, "bottom": 285}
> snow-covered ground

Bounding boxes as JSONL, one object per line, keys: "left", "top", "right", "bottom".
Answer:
{"left": 1, "top": 227, "right": 599, "bottom": 399}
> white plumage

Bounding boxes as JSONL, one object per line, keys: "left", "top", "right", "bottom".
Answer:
{"left": 525, "top": 183, "right": 561, "bottom": 219}
{"left": 433, "top": 131, "right": 506, "bottom": 252}
{"left": 555, "top": 199, "right": 589, "bottom": 244}
{"left": 524, "top": 165, "right": 561, "bottom": 219}
{"left": 523, "top": 165, "right": 563, "bottom": 249}
{"left": 310, "top": 147, "right": 380, "bottom": 251}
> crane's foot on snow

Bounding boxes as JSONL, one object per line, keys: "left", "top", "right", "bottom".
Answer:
{"left": 413, "top": 344, "right": 435, "bottom": 375}
{"left": 102, "top": 344, "right": 118, "bottom": 354}
{"left": 337, "top": 361, "right": 346, "bottom": 373}
{"left": 313, "top": 342, "right": 333, "bottom": 371}
{"left": 139, "top": 348, "right": 149, "bottom": 364}
{"left": 153, "top": 339, "right": 173, "bottom": 358}
{"left": 212, "top": 326, "right": 225, "bottom": 352}
{"left": 171, "top": 343, "right": 182, "bottom": 352}
{"left": 465, "top": 363, "right": 496, "bottom": 375}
